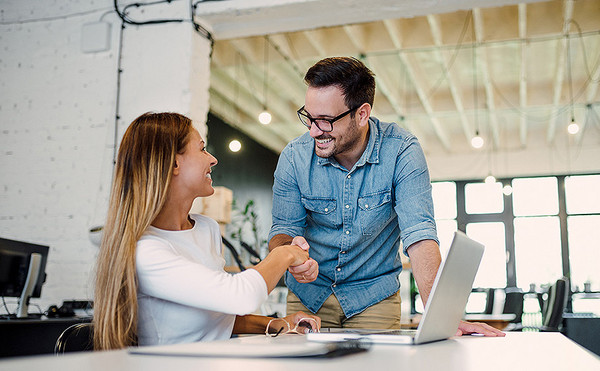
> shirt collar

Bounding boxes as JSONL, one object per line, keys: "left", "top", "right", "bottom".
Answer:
{"left": 316, "top": 117, "right": 380, "bottom": 168}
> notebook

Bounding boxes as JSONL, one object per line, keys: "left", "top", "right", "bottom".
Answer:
{"left": 307, "top": 230, "right": 484, "bottom": 345}
{"left": 129, "top": 334, "right": 369, "bottom": 358}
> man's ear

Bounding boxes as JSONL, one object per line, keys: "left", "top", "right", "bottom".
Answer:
{"left": 357, "top": 103, "right": 371, "bottom": 127}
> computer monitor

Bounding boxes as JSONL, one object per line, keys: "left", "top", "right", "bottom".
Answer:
{"left": 0, "top": 237, "right": 49, "bottom": 318}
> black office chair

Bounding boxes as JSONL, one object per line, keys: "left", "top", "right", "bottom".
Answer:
{"left": 54, "top": 323, "right": 94, "bottom": 354}
{"left": 501, "top": 287, "right": 525, "bottom": 331}
{"left": 483, "top": 288, "right": 496, "bottom": 315}
{"left": 539, "top": 277, "right": 569, "bottom": 332}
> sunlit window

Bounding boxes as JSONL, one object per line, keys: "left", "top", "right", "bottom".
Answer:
{"left": 432, "top": 181, "right": 457, "bottom": 261}
{"left": 465, "top": 182, "right": 504, "bottom": 214}
{"left": 427, "top": 173, "right": 599, "bottom": 316}
{"left": 568, "top": 215, "right": 600, "bottom": 292}
{"left": 432, "top": 182, "right": 457, "bottom": 219}
{"left": 465, "top": 291, "right": 488, "bottom": 313}
{"left": 572, "top": 295, "right": 600, "bottom": 316}
{"left": 466, "top": 222, "right": 507, "bottom": 288}
{"left": 565, "top": 175, "right": 600, "bottom": 214}
{"left": 514, "top": 216, "right": 562, "bottom": 289}
{"left": 436, "top": 219, "right": 457, "bottom": 260}
{"left": 512, "top": 177, "right": 558, "bottom": 216}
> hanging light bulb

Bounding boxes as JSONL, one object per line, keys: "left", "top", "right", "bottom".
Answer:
{"left": 471, "top": 131, "right": 484, "bottom": 149}
{"left": 259, "top": 36, "right": 272, "bottom": 126}
{"left": 567, "top": 117, "right": 579, "bottom": 135}
{"left": 229, "top": 139, "right": 242, "bottom": 152}
{"left": 484, "top": 174, "right": 496, "bottom": 184}
{"left": 258, "top": 110, "right": 272, "bottom": 125}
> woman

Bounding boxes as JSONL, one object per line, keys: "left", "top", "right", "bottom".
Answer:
{"left": 94, "top": 112, "right": 320, "bottom": 350}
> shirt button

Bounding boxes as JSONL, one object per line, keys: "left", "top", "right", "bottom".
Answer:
{"left": 347, "top": 175, "right": 351, "bottom": 179}
{"left": 341, "top": 251, "right": 346, "bottom": 254}
{"left": 365, "top": 204, "right": 369, "bottom": 208}
{"left": 333, "top": 284, "right": 337, "bottom": 288}
{"left": 345, "top": 230, "right": 350, "bottom": 235}
{"left": 336, "top": 267, "right": 341, "bottom": 272}
{"left": 345, "top": 204, "right": 349, "bottom": 209}
{"left": 324, "top": 208, "right": 329, "bottom": 212}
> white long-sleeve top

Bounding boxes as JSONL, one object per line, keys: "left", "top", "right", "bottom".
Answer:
{"left": 136, "top": 214, "right": 268, "bottom": 346}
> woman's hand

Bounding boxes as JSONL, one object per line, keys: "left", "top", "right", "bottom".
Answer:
{"left": 251, "top": 238, "right": 310, "bottom": 293}
{"left": 276, "top": 244, "right": 309, "bottom": 267}
{"left": 287, "top": 236, "right": 319, "bottom": 283}
{"left": 282, "top": 311, "right": 321, "bottom": 334}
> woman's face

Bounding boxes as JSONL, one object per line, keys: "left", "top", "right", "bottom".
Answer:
{"left": 174, "top": 128, "right": 218, "bottom": 198}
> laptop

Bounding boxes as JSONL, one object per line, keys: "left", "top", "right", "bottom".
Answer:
{"left": 307, "top": 230, "right": 484, "bottom": 345}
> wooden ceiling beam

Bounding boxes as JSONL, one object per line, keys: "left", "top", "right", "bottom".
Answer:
{"left": 226, "top": 38, "right": 303, "bottom": 129}
{"left": 264, "top": 34, "right": 308, "bottom": 102}
{"left": 211, "top": 69, "right": 302, "bottom": 140}
{"left": 303, "top": 29, "right": 329, "bottom": 56}
{"left": 546, "top": 0, "right": 574, "bottom": 144}
{"left": 383, "top": 19, "right": 451, "bottom": 151}
{"left": 576, "top": 51, "right": 600, "bottom": 145}
{"left": 427, "top": 14, "right": 472, "bottom": 144}
{"left": 209, "top": 88, "right": 288, "bottom": 153}
{"left": 473, "top": 8, "right": 500, "bottom": 149}
{"left": 342, "top": 25, "right": 419, "bottom": 135}
{"left": 518, "top": 3, "right": 528, "bottom": 147}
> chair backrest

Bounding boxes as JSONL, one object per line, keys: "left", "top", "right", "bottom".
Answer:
{"left": 483, "top": 288, "right": 495, "bottom": 315}
{"left": 541, "top": 277, "right": 569, "bottom": 331}
{"left": 54, "top": 323, "right": 94, "bottom": 354}
{"left": 502, "top": 288, "right": 524, "bottom": 323}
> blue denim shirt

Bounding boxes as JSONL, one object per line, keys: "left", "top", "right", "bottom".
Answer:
{"left": 268, "top": 117, "right": 438, "bottom": 317}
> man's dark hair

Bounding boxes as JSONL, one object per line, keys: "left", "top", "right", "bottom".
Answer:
{"left": 304, "top": 57, "right": 376, "bottom": 113}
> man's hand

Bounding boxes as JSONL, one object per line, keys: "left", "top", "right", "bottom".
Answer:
{"left": 288, "top": 236, "right": 319, "bottom": 283}
{"left": 455, "top": 320, "right": 506, "bottom": 337}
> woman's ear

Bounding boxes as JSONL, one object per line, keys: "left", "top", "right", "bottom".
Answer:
{"left": 172, "top": 159, "right": 180, "bottom": 175}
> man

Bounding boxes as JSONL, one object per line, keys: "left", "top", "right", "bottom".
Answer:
{"left": 268, "top": 57, "right": 503, "bottom": 336}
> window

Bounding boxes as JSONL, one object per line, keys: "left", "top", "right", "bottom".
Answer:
{"left": 430, "top": 174, "right": 599, "bottom": 315}
{"left": 514, "top": 216, "right": 562, "bottom": 289}
{"left": 512, "top": 177, "right": 558, "bottom": 216}
{"left": 465, "top": 182, "right": 503, "bottom": 214}
{"left": 432, "top": 181, "right": 458, "bottom": 260}
{"left": 436, "top": 219, "right": 457, "bottom": 260}
{"left": 466, "top": 222, "right": 507, "bottom": 288}
{"left": 565, "top": 175, "right": 600, "bottom": 214}
{"left": 568, "top": 215, "right": 600, "bottom": 292}
{"left": 565, "top": 175, "right": 600, "bottom": 298}
{"left": 432, "top": 182, "right": 457, "bottom": 219}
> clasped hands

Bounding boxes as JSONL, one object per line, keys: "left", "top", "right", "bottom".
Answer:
{"left": 283, "top": 236, "right": 319, "bottom": 283}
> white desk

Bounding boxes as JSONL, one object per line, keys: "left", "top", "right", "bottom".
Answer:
{"left": 1, "top": 333, "right": 599, "bottom": 371}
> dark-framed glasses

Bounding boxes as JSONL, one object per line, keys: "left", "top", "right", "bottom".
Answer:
{"left": 297, "top": 105, "right": 359, "bottom": 132}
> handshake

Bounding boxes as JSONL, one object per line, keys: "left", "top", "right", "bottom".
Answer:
{"left": 278, "top": 236, "right": 319, "bottom": 283}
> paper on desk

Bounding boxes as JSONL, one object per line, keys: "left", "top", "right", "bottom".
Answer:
{"left": 128, "top": 334, "right": 369, "bottom": 358}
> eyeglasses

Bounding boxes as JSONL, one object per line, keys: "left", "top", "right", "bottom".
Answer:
{"left": 265, "top": 317, "right": 320, "bottom": 337}
{"left": 297, "top": 105, "right": 359, "bottom": 132}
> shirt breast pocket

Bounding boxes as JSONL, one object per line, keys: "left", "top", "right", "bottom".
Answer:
{"left": 301, "top": 197, "right": 339, "bottom": 229}
{"left": 358, "top": 191, "right": 393, "bottom": 236}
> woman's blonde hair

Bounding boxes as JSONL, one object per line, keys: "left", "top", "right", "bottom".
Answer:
{"left": 93, "top": 112, "right": 193, "bottom": 350}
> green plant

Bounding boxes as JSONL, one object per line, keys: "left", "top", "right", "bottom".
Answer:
{"left": 229, "top": 199, "right": 267, "bottom": 265}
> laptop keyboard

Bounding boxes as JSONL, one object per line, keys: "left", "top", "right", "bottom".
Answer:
{"left": 371, "top": 329, "right": 416, "bottom": 335}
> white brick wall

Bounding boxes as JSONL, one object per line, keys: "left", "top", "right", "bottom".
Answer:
{"left": 0, "top": 0, "right": 211, "bottom": 314}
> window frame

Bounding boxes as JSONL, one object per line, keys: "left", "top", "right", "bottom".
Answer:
{"left": 433, "top": 173, "right": 600, "bottom": 313}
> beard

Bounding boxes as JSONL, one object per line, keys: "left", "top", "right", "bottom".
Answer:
{"left": 314, "top": 116, "right": 362, "bottom": 159}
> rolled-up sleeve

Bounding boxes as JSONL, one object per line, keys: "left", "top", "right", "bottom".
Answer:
{"left": 136, "top": 239, "right": 268, "bottom": 316}
{"left": 268, "top": 146, "right": 307, "bottom": 242}
{"left": 392, "top": 136, "right": 438, "bottom": 254}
